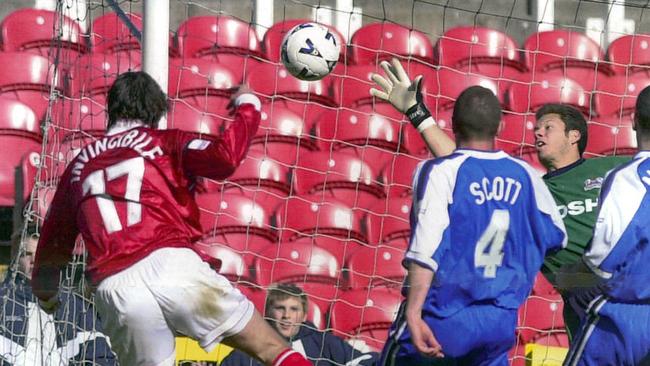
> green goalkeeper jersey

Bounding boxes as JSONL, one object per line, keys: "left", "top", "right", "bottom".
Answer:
{"left": 542, "top": 156, "right": 630, "bottom": 285}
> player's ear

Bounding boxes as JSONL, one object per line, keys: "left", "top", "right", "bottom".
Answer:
{"left": 568, "top": 129, "right": 581, "bottom": 145}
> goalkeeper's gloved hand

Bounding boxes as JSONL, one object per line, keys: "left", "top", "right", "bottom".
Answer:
{"left": 369, "top": 58, "right": 432, "bottom": 131}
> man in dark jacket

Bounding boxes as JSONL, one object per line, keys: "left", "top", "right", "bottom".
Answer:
{"left": 221, "top": 284, "right": 378, "bottom": 366}
{"left": 0, "top": 226, "right": 116, "bottom": 365}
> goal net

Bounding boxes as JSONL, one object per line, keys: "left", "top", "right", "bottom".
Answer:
{"left": 0, "top": 0, "right": 642, "bottom": 364}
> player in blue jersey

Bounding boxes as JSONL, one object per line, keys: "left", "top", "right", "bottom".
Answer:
{"left": 560, "top": 86, "right": 650, "bottom": 366}
{"left": 374, "top": 83, "right": 567, "bottom": 366}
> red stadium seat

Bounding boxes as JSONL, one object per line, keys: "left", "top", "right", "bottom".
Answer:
{"left": 220, "top": 147, "right": 293, "bottom": 208}
{"left": 593, "top": 73, "right": 650, "bottom": 117}
{"left": 168, "top": 57, "right": 237, "bottom": 100}
{"left": 50, "top": 96, "right": 107, "bottom": 138}
{"left": 195, "top": 241, "right": 253, "bottom": 284}
{"left": 292, "top": 150, "right": 384, "bottom": 208}
{"left": 167, "top": 99, "right": 224, "bottom": 136}
{"left": 507, "top": 72, "right": 591, "bottom": 115}
{"left": 68, "top": 53, "right": 141, "bottom": 97}
{"left": 90, "top": 12, "right": 178, "bottom": 56}
{"left": 365, "top": 197, "right": 411, "bottom": 245}
{"left": 381, "top": 153, "right": 424, "bottom": 198}
{"left": 435, "top": 26, "right": 526, "bottom": 74}
{"left": 0, "top": 135, "right": 41, "bottom": 206}
{"left": 250, "top": 103, "right": 317, "bottom": 166}
{"left": 498, "top": 112, "right": 537, "bottom": 154}
{"left": 299, "top": 282, "right": 344, "bottom": 316}
{"left": 346, "top": 245, "right": 407, "bottom": 289}
{"left": 290, "top": 236, "right": 367, "bottom": 266}
{"left": 607, "top": 34, "right": 650, "bottom": 75}
{"left": 262, "top": 19, "right": 345, "bottom": 62}
{"left": 207, "top": 54, "right": 264, "bottom": 84}
{"left": 196, "top": 192, "right": 276, "bottom": 241}
{"left": 585, "top": 122, "right": 637, "bottom": 156}
{"left": 275, "top": 194, "right": 367, "bottom": 242}
{"left": 517, "top": 293, "right": 565, "bottom": 345}
{"left": 254, "top": 241, "right": 341, "bottom": 287}
{"left": 316, "top": 104, "right": 405, "bottom": 159}
{"left": 199, "top": 233, "right": 274, "bottom": 269}
{"left": 349, "top": 23, "right": 434, "bottom": 65}
{"left": 523, "top": 30, "right": 609, "bottom": 74}
{"left": 0, "top": 52, "right": 63, "bottom": 120}
{"left": 0, "top": 8, "right": 87, "bottom": 57}
{"left": 177, "top": 15, "right": 262, "bottom": 58}
{"left": 437, "top": 68, "right": 507, "bottom": 111}
{"left": 48, "top": 133, "right": 100, "bottom": 178}
{"left": 246, "top": 62, "right": 335, "bottom": 107}
{"left": 0, "top": 97, "right": 39, "bottom": 138}
{"left": 329, "top": 287, "right": 402, "bottom": 351}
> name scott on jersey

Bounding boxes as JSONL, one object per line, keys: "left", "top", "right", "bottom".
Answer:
{"left": 70, "top": 129, "right": 163, "bottom": 183}
{"left": 469, "top": 176, "right": 522, "bottom": 205}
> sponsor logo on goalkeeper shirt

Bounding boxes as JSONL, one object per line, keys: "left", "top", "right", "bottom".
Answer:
{"left": 583, "top": 177, "right": 603, "bottom": 191}
{"left": 557, "top": 198, "right": 598, "bottom": 218}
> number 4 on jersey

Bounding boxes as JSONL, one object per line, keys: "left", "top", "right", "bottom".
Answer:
{"left": 474, "top": 209, "right": 510, "bottom": 278}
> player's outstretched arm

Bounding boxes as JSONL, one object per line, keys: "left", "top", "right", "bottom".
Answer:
{"left": 182, "top": 84, "right": 262, "bottom": 180}
{"left": 369, "top": 58, "right": 456, "bottom": 157}
{"left": 405, "top": 263, "right": 444, "bottom": 359}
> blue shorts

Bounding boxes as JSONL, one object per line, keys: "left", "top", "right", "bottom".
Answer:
{"left": 564, "top": 297, "right": 650, "bottom": 366}
{"left": 380, "top": 303, "right": 517, "bottom": 366}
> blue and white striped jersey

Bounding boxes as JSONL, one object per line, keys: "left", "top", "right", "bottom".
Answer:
{"left": 405, "top": 149, "right": 567, "bottom": 317}
{"left": 584, "top": 150, "right": 650, "bottom": 302}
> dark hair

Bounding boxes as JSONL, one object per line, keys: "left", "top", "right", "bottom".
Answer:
{"left": 636, "top": 85, "right": 650, "bottom": 132}
{"left": 265, "top": 283, "right": 308, "bottom": 315}
{"left": 535, "top": 104, "right": 588, "bottom": 155}
{"left": 107, "top": 71, "right": 167, "bottom": 129}
{"left": 452, "top": 86, "right": 502, "bottom": 141}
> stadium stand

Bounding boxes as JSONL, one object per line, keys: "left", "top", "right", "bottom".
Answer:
{"left": 4, "top": 2, "right": 650, "bottom": 364}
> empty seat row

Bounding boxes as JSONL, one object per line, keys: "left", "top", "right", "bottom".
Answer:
{"left": 2, "top": 48, "right": 650, "bottom": 125}
{"left": 4, "top": 7, "right": 650, "bottom": 76}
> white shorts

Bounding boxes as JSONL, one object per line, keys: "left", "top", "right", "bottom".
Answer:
{"left": 94, "top": 247, "right": 254, "bottom": 366}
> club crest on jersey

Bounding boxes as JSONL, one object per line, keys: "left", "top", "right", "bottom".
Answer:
{"left": 584, "top": 177, "right": 603, "bottom": 191}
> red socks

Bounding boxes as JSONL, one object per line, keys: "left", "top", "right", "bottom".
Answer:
{"left": 272, "top": 349, "right": 312, "bottom": 366}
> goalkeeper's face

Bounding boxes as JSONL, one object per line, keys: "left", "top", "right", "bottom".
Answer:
{"left": 534, "top": 113, "right": 577, "bottom": 169}
{"left": 267, "top": 297, "right": 307, "bottom": 339}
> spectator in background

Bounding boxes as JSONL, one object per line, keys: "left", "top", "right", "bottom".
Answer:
{"left": 221, "top": 284, "right": 378, "bottom": 366}
{"left": 0, "top": 223, "right": 116, "bottom": 365}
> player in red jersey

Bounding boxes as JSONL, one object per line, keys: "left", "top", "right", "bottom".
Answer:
{"left": 31, "top": 71, "right": 311, "bottom": 366}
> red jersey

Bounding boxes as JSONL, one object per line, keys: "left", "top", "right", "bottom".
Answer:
{"left": 32, "top": 101, "right": 260, "bottom": 301}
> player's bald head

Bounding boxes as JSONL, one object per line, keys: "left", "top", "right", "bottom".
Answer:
{"left": 452, "top": 86, "right": 502, "bottom": 142}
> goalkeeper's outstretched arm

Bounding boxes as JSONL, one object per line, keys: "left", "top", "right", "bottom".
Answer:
{"left": 369, "top": 58, "right": 456, "bottom": 157}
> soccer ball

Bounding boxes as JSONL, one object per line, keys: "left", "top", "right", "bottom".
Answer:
{"left": 280, "top": 23, "right": 340, "bottom": 81}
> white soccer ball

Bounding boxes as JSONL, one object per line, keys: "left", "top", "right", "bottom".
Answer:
{"left": 280, "top": 23, "right": 340, "bottom": 81}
